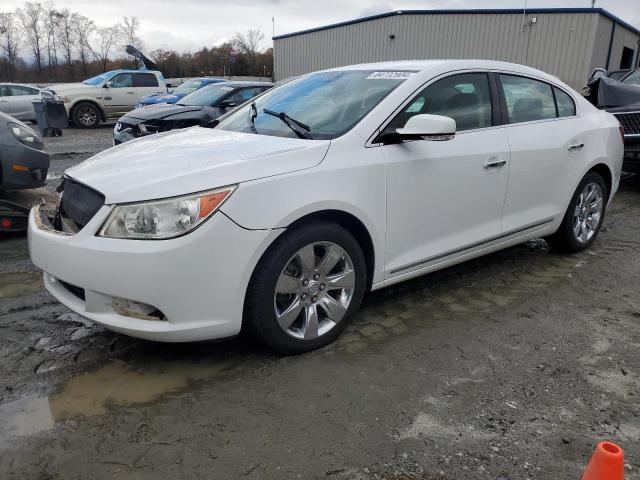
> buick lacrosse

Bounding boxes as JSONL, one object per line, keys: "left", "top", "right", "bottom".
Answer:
{"left": 29, "top": 60, "right": 623, "bottom": 353}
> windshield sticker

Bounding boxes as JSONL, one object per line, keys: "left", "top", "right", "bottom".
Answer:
{"left": 366, "top": 71, "right": 415, "bottom": 80}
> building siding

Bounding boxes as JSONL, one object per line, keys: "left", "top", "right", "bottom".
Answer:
{"left": 274, "top": 11, "right": 640, "bottom": 89}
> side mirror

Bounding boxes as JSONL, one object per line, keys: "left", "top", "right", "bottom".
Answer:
{"left": 104, "top": 81, "right": 113, "bottom": 88}
{"left": 380, "top": 114, "right": 456, "bottom": 144}
{"left": 588, "top": 68, "right": 607, "bottom": 83}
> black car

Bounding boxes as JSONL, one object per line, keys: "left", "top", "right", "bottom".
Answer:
{"left": 584, "top": 68, "right": 640, "bottom": 173}
{"left": 113, "top": 81, "right": 273, "bottom": 144}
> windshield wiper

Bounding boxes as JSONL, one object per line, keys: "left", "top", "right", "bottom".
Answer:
{"left": 263, "top": 109, "right": 312, "bottom": 139}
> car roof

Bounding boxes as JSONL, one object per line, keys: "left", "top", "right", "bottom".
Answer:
{"left": 107, "top": 69, "right": 160, "bottom": 75}
{"left": 0, "top": 82, "right": 41, "bottom": 89}
{"left": 327, "top": 59, "right": 559, "bottom": 82}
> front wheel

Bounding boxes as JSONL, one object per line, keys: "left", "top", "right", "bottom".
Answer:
{"left": 72, "top": 102, "right": 100, "bottom": 129}
{"left": 547, "top": 172, "right": 607, "bottom": 252}
{"left": 244, "top": 221, "right": 367, "bottom": 354}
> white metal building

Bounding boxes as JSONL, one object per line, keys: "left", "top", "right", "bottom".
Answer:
{"left": 273, "top": 8, "right": 640, "bottom": 89}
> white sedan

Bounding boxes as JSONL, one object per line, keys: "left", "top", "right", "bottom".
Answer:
{"left": 28, "top": 60, "right": 623, "bottom": 353}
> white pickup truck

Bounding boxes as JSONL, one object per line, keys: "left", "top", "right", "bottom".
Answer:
{"left": 44, "top": 69, "right": 168, "bottom": 128}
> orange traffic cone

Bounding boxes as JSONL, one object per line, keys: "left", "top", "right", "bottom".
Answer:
{"left": 581, "top": 441, "right": 624, "bottom": 480}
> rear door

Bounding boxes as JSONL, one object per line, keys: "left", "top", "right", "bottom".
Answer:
{"left": 11, "top": 85, "right": 40, "bottom": 121}
{"left": 0, "top": 84, "right": 15, "bottom": 116}
{"left": 497, "top": 74, "right": 584, "bottom": 232}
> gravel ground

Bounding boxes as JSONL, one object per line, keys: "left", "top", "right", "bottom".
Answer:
{"left": 0, "top": 128, "right": 639, "bottom": 479}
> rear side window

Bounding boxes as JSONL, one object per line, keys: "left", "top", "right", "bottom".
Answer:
{"left": 554, "top": 87, "right": 576, "bottom": 117}
{"left": 500, "top": 75, "right": 556, "bottom": 123}
{"left": 9, "top": 85, "right": 38, "bottom": 96}
{"left": 389, "top": 73, "right": 493, "bottom": 132}
{"left": 133, "top": 74, "right": 159, "bottom": 87}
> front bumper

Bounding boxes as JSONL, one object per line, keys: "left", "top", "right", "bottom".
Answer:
{"left": 0, "top": 144, "right": 49, "bottom": 191}
{"left": 28, "top": 205, "right": 282, "bottom": 342}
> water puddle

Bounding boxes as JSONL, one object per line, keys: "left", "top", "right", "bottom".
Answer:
{"left": 0, "top": 272, "right": 44, "bottom": 298}
{"left": 0, "top": 359, "right": 231, "bottom": 446}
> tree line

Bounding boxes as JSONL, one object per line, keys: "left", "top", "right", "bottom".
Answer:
{"left": 0, "top": 2, "right": 273, "bottom": 84}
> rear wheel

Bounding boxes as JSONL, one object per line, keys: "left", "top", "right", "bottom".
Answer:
{"left": 244, "top": 221, "right": 366, "bottom": 354}
{"left": 72, "top": 102, "right": 100, "bottom": 129}
{"left": 547, "top": 172, "right": 607, "bottom": 252}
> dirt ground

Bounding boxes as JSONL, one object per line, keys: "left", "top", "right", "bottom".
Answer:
{"left": 1, "top": 127, "right": 639, "bottom": 480}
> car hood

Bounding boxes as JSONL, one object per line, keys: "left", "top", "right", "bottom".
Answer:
{"left": 66, "top": 127, "right": 331, "bottom": 204}
{"left": 123, "top": 103, "right": 205, "bottom": 122}
{"left": 46, "top": 83, "right": 97, "bottom": 94}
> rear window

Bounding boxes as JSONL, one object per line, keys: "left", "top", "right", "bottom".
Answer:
{"left": 133, "top": 74, "right": 159, "bottom": 87}
{"left": 500, "top": 74, "right": 556, "bottom": 124}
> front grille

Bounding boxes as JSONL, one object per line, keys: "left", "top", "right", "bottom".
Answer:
{"left": 614, "top": 111, "right": 640, "bottom": 136}
{"left": 56, "top": 178, "right": 105, "bottom": 230}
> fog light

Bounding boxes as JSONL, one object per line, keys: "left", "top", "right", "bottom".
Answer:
{"left": 112, "top": 297, "right": 166, "bottom": 321}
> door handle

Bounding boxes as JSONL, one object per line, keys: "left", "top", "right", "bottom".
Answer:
{"left": 126, "top": 91, "right": 135, "bottom": 94}
{"left": 568, "top": 143, "right": 584, "bottom": 151}
{"left": 483, "top": 158, "right": 507, "bottom": 169}
{"left": 0, "top": 99, "right": 8, "bottom": 103}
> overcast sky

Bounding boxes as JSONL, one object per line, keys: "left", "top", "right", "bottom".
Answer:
{"left": 3, "top": 0, "right": 639, "bottom": 53}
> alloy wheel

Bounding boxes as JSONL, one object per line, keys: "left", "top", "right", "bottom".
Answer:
{"left": 77, "top": 106, "right": 97, "bottom": 126}
{"left": 573, "top": 181, "right": 603, "bottom": 243}
{"left": 274, "top": 242, "right": 356, "bottom": 340}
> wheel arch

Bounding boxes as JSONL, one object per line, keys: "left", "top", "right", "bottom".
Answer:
{"left": 70, "top": 99, "right": 106, "bottom": 122}
{"left": 586, "top": 163, "right": 613, "bottom": 201}
{"left": 283, "top": 209, "right": 376, "bottom": 291}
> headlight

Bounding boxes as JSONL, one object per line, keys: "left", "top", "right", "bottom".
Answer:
{"left": 98, "top": 186, "right": 236, "bottom": 239}
{"left": 8, "top": 122, "right": 45, "bottom": 150}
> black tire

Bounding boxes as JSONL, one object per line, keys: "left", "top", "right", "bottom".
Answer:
{"left": 71, "top": 102, "right": 100, "bottom": 129}
{"left": 547, "top": 172, "right": 607, "bottom": 253}
{"left": 244, "top": 221, "right": 367, "bottom": 354}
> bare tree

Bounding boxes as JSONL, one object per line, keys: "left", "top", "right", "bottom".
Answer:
{"left": 15, "top": 2, "right": 46, "bottom": 75}
{"left": 120, "top": 16, "right": 143, "bottom": 49}
{"left": 0, "top": 12, "right": 22, "bottom": 81}
{"left": 44, "top": 3, "right": 63, "bottom": 79}
{"left": 71, "top": 13, "right": 94, "bottom": 76}
{"left": 55, "top": 8, "right": 74, "bottom": 78}
{"left": 232, "top": 29, "right": 264, "bottom": 73}
{"left": 88, "top": 25, "right": 119, "bottom": 72}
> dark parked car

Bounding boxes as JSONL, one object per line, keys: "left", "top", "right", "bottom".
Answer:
{"left": 584, "top": 69, "right": 640, "bottom": 173}
{"left": 113, "top": 81, "right": 273, "bottom": 144}
{"left": 0, "top": 111, "right": 49, "bottom": 191}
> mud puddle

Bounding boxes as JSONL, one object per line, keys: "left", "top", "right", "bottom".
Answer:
{"left": 0, "top": 272, "right": 44, "bottom": 298}
{"left": 0, "top": 359, "right": 233, "bottom": 446}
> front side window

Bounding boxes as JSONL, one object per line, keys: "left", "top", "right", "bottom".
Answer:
{"left": 554, "top": 87, "right": 576, "bottom": 117}
{"left": 133, "top": 73, "right": 159, "bottom": 87}
{"left": 227, "top": 87, "right": 263, "bottom": 105}
{"left": 500, "top": 75, "right": 556, "bottom": 123}
{"left": 178, "top": 84, "right": 235, "bottom": 106}
{"left": 110, "top": 74, "right": 133, "bottom": 88}
{"left": 217, "top": 70, "right": 411, "bottom": 140}
{"left": 388, "top": 73, "right": 493, "bottom": 132}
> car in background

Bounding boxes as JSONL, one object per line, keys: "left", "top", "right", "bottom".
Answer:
{"left": 0, "top": 83, "right": 43, "bottom": 122}
{"left": 31, "top": 60, "right": 622, "bottom": 354}
{"left": 0, "top": 111, "right": 49, "bottom": 191}
{"left": 136, "top": 77, "right": 226, "bottom": 107}
{"left": 42, "top": 69, "right": 168, "bottom": 129}
{"left": 584, "top": 68, "right": 640, "bottom": 172}
{"left": 113, "top": 81, "right": 273, "bottom": 144}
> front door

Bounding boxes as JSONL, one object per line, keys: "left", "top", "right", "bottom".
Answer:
{"left": 102, "top": 73, "right": 136, "bottom": 117}
{"left": 382, "top": 72, "right": 510, "bottom": 278}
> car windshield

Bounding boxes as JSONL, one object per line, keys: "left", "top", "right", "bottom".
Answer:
{"left": 82, "top": 72, "right": 114, "bottom": 85}
{"left": 216, "top": 70, "right": 411, "bottom": 140}
{"left": 177, "top": 84, "right": 235, "bottom": 106}
{"left": 173, "top": 79, "right": 205, "bottom": 96}
{"left": 622, "top": 69, "right": 640, "bottom": 86}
